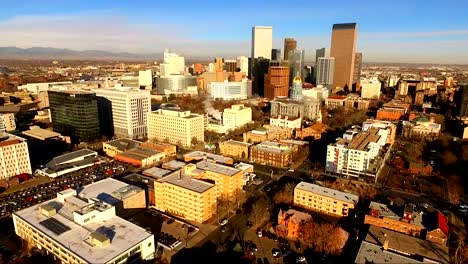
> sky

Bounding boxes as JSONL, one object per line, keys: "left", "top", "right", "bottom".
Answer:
{"left": 1, "top": 0, "right": 468, "bottom": 64}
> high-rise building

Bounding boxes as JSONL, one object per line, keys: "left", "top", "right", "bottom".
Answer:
{"left": 209, "top": 79, "right": 252, "bottom": 100}
{"left": 155, "top": 75, "right": 198, "bottom": 95}
{"left": 160, "top": 50, "right": 185, "bottom": 76}
{"left": 264, "top": 66, "right": 290, "bottom": 99}
{"left": 314, "top": 48, "right": 330, "bottom": 80}
{"left": 48, "top": 90, "right": 100, "bottom": 142}
{"left": 330, "top": 23, "right": 358, "bottom": 91}
{"left": 194, "top": 63, "right": 203, "bottom": 74}
{"left": 284, "top": 38, "right": 297, "bottom": 60}
{"left": 236, "top": 56, "right": 249, "bottom": 74}
{"left": 271, "top": 49, "right": 282, "bottom": 61}
{"left": 290, "top": 75, "right": 303, "bottom": 100}
{"left": 224, "top": 60, "right": 237, "bottom": 73}
{"left": 0, "top": 134, "right": 31, "bottom": 179}
{"left": 353, "top": 52, "right": 363, "bottom": 90}
{"left": 316, "top": 57, "right": 335, "bottom": 86}
{"left": 93, "top": 87, "right": 151, "bottom": 139}
{"left": 288, "top": 49, "right": 305, "bottom": 83}
{"left": 215, "top": 57, "right": 225, "bottom": 72}
{"left": 147, "top": 109, "right": 204, "bottom": 147}
{"left": 1, "top": 113, "right": 16, "bottom": 131}
{"left": 251, "top": 26, "right": 273, "bottom": 59}
{"left": 250, "top": 58, "right": 270, "bottom": 96}
{"left": 138, "top": 69, "right": 153, "bottom": 90}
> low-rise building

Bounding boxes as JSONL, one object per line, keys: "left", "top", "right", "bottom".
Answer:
{"left": 275, "top": 209, "right": 312, "bottom": 240}
{"left": 293, "top": 181, "right": 358, "bottom": 217}
{"left": 142, "top": 167, "right": 171, "bottom": 179}
{"left": 115, "top": 147, "right": 165, "bottom": 167}
{"left": 243, "top": 125, "right": 292, "bottom": 144}
{"left": 121, "top": 173, "right": 157, "bottom": 206}
{"left": 250, "top": 141, "right": 295, "bottom": 168}
{"left": 377, "top": 99, "right": 410, "bottom": 121}
{"left": 209, "top": 79, "right": 252, "bottom": 100}
{"left": 183, "top": 151, "right": 234, "bottom": 165}
{"left": 35, "top": 149, "right": 98, "bottom": 178}
{"left": 103, "top": 138, "right": 141, "bottom": 158}
{"left": 296, "top": 122, "right": 326, "bottom": 140}
{"left": 270, "top": 97, "right": 321, "bottom": 120}
{"left": 269, "top": 116, "right": 302, "bottom": 129}
{"left": 424, "top": 211, "right": 449, "bottom": 246}
{"left": 139, "top": 142, "right": 176, "bottom": 158}
{"left": 403, "top": 116, "right": 441, "bottom": 140}
{"left": 195, "top": 160, "right": 244, "bottom": 201}
{"left": 325, "top": 95, "right": 347, "bottom": 109}
{"left": 222, "top": 104, "right": 252, "bottom": 131}
{"left": 162, "top": 160, "right": 186, "bottom": 171}
{"left": 364, "top": 202, "right": 424, "bottom": 237}
{"left": 13, "top": 184, "right": 153, "bottom": 264}
{"left": 219, "top": 140, "right": 251, "bottom": 159}
{"left": 360, "top": 78, "right": 381, "bottom": 99}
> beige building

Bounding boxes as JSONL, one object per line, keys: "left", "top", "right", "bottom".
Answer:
{"left": 147, "top": 109, "right": 204, "bottom": 147}
{"left": 222, "top": 104, "right": 252, "bottom": 131}
{"left": 103, "top": 138, "right": 141, "bottom": 158}
{"left": 195, "top": 160, "right": 244, "bottom": 201}
{"left": 219, "top": 140, "right": 251, "bottom": 159}
{"left": 250, "top": 141, "right": 296, "bottom": 168}
{"left": 294, "top": 181, "right": 358, "bottom": 217}
{"left": 1, "top": 113, "right": 16, "bottom": 131}
{"left": 243, "top": 125, "right": 293, "bottom": 144}
{"left": 0, "top": 134, "right": 32, "bottom": 180}
{"left": 154, "top": 165, "right": 217, "bottom": 223}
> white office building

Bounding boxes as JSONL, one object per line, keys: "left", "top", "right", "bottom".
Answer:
{"left": 270, "top": 116, "right": 302, "bottom": 129}
{"left": 0, "top": 134, "right": 32, "bottom": 180}
{"left": 93, "top": 87, "right": 151, "bottom": 139}
{"left": 316, "top": 57, "right": 335, "bottom": 85}
{"left": 360, "top": 78, "right": 381, "bottom": 99}
{"left": 302, "top": 86, "right": 329, "bottom": 101}
{"left": 251, "top": 26, "right": 273, "bottom": 59}
{"left": 236, "top": 56, "right": 249, "bottom": 74}
{"left": 160, "top": 50, "right": 185, "bottom": 77}
{"left": 222, "top": 104, "right": 252, "bottom": 131}
{"left": 0, "top": 113, "right": 16, "bottom": 131}
{"left": 13, "top": 186, "right": 154, "bottom": 264}
{"left": 209, "top": 80, "right": 252, "bottom": 100}
{"left": 138, "top": 69, "right": 153, "bottom": 90}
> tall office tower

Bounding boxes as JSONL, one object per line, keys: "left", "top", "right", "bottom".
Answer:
{"left": 0, "top": 134, "right": 32, "bottom": 180}
{"left": 271, "top": 49, "right": 282, "bottom": 61}
{"left": 224, "top": 60, "right": 237, "bottom": 73}
{"left": 251, "top": 26, "right": 273, "bottom": 59}
{"left": 93, "top": 87, "right": 151, "bottom": 139}
{"left": 353, "top": 52, "right": 363, "bottom": 90}
{"left": 316, "top": 57, "right": 335, "bottom": 86}
{"left": 314, "top": 48, "right": 330, "bottom": 80}
{"left": 251, "top": 58, "right": 270, "bottom": 96}
{"left": 160, "top": 50, "right": 185, "bottom": 77}
{"left": 138, "top": 69, "right": 153, "bottom": 90}
{"left": 288, "top": 49, "right": 305, "bottom": 83}
{"left": 147, "top": 109, "right": 204, "bottom": 147}
{"left": 290, "top": 75, "right": 303, "bottom": 100}
{"left": 194, "top": 63, "right": 203, "bottom": 74}
{"left": 236, "top": 56, "right": 249, "bottom": 74}
{"left": 48, "top": 90, "right": 100, "bottom": 142}
{"left": 208, "top": 63, "right": 216, "bottom": 73}
{"left": 264, "top": 66, "right": 290, "bottom": 99}
{"left": 284, "top": 38, "right": 297, "bottom": 60}
{"left": 215, "top": 57, "right": 225, "bottom": 72}
{"left": 330, "top": 23, "right": 358, "bottom": 91}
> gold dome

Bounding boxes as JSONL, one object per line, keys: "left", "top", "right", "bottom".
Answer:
{"left": 293, "top": 76, "right": 302, "bottom": 84}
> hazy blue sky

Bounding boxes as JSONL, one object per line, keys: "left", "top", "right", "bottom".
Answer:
{"left": 1, "top": 0, "right": 467, "bottom": 63}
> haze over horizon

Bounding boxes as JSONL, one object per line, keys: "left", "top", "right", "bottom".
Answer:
{"left": 1, "top": 0, "right": 468, "bottom": 64}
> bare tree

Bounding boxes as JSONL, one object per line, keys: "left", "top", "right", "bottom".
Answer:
{"left": 273, "top": 183, "right": 295, "bottom": 204}
{"left": 249, "top": 197, "right": 271, "bottom": 228}
{"left": 299, "top": 219, "right": 348, "bottom": 255}
{"left": 455, "top": 236, "right": 468, "bottom": 264}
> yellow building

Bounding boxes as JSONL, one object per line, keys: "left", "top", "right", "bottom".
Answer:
{"left": 219, "top": 140, "right": 251, "bottom": 159}
{"left": 147, "top": 109, "right": 204, "bottom": 147}
{"left": 0, "top": 134, "right": 32, "bottom": 180}
{"left": 154, "top": 165, "right": 216, "bottom": 223}
{"left": 243, "top": 125, "right": 292, "bottom": 144}
{"left": 195, "top": 160, "right": 244, "bottom": 201}
{"left": 294, "top": 181, "right": 358, "bottom": 217}
{"left": 103, "top": 138, "right": 141, "bottom": 158}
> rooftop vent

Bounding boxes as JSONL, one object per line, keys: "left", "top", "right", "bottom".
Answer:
{"left": 39, "top": 204, "right": 57, "bottom": 217}
{"left": 90, "top": 231, "right": 110, "bottom": 248}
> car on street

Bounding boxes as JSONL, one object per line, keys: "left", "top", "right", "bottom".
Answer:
{"left": 221, "top": 226, "right": 229, "bottom": 233}
{"left": 272, "top": 248, "right": 281, "bottom": 258}
{"left": 296, "top": 255, "right": 306, "bottom": 263}
{"left": 220, "top": 218, "right": 228, "bottom": 226}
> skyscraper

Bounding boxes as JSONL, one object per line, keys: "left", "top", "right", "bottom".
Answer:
{"left": 288, "top": 49, "right": 305, "bottom": 83}
{"left": 251, "top": 26, "right": 273, "bottom": 59}
{"left": 236, "top": 56, "right": 249, "bottom": 74}
{"left": 224, "top": 60, "right": 237, "bottom": 73}
{"left": 353, "top": 52, "right": 363, "bottom": 90}
{"left": 316, "top": 57, "right": 335, "bottom": 86}
{"left": 330, "top": 23, "right": 357, "bottom": 91}
{"left": 264, "top": 66, "right": 290, "bottom": 99}
{"left": 290, "top": 75, "right": 303, "bottom": 100}
{"left": 48, "top": 90, "right": 100, "bottom": 142}
{"left": 250, "top": 58, "right": 270, "bottom": 96}
{"left": 160, "top": 50, "right": 185, "bottom": 77}
{"left": 271, "top": 49, "right": 282, "bottom": 61}
{"left": 284, "top": 38, "right": 297, "bottom": 60}
{"left": 215, "top": 57, "right": 225, "bottom": 72}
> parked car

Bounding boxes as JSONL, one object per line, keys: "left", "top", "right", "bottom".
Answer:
{"left": 221, "top": 226, "right": 229, "bottom": 233}
{"left": 220, "top": 218, "right": 229, "bottom": 226}
{"left": 272, "top": 248, "right": 281, "bottom": 258}
{"left": 296, "top": 255, "right": 306, "bottom": 263}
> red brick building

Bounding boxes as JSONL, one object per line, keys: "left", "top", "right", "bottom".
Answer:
{"left": 264, "top": 66, "right": 289, "bottom": 99}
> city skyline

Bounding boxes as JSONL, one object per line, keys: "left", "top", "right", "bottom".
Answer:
{"left": 0, "top": 1, "right": 468, "bottom": 63}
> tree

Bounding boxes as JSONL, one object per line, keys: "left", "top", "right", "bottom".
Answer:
{"left": 249, "top": 197, "right": 270, "bottom": 228}
{"left": 455, "top": 236, "right": 468, "bottom": 264}
{"left": 191, "top": 137, "right": 199, "bottom": 146}
{"left": 273, "top": 183, "right": 295, "bottom": 204}
{"left": 299, "top": 219, "right": 348, "bottom": 255}
{"left": 241, "top": 151, "right": 246, "bottom": 160}
{"left": 168, "top": 93, "right": 176, "bottom": 102}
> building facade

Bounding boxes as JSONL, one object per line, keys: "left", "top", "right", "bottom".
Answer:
{"left": 93, "top": 87, "right": 151, "bottom": 139}
{"left": 138, "top": 69, "right": 153, "bottom": 90}
{"left": 219, "top": 140, "right": 251, "bottom": 159}
{"left": 48, "top": 90, "right": 100, "bottom": 142}
{"left": 155, "top": 75, "right": 198, "bottom": 95}
{"left": 330, "top": 23, "right": 357, "bottom": 90}
{"left": 360, "top": 78, "right": 381, "bottom": 99}
{"left": 275, "top": 209, "right": 311, "bottom": 240}
{"left": 209, "top": 80, "right": 252, "bottom": 100}
{"left": 0, "top": 113, "right": 15, "bottom": 131}
{"left": 353, "top": 52, "right": 362, "bottom": 88}
{"left": 270, "top": 116, "right": 302, "bottom": 129}
{"left": 289, "top": 76, "right": 303, "bottom": 100}
{"left": 222, "top": 104, "right": 252, "bottom": 131}
{"left": 147, "top": 109, "right": 204, "bottom": 147}
{"left": 250, "top": 141, "right": 295, "bottom": 168}
{"left": 294, "top": 181, "right": 358, "bottom": 217}
{"left": 283, "top": 38, "right": 297, "bottom": 60}
{"left": 236, "top": 56, "right": 249, "bottom": 74}
{"left": 251, "top": 26, "right": 273, "bottom": 59}
{"left": 316, "top": 57, "right": 335, "bottom": 86}
{"left": 160, "top": 50, "right": 185, "bottom": 76}
{"left": 264, "top": 66, "right": 290, "bottom": 99}
{"left": 0, "top": 134, "right": 32, "bottom": 179}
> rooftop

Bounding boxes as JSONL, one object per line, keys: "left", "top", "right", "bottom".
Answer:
{"left": 333, "top": 23, "right": 357, "bottom": 30}
{"left": 162, "top": 160, "right": 187, "bottom": 170}
{"left": 251, "top": 141, "right": 294, "bottom": 154}
{"left": 49, "top": 149, "right": 97, "bottom": 166}
{"left": 105, "top": 138, "right": 141, "bottom": 152}
{"left": 355, "top": 241, "right": 427, "bottom": 264}
{"left": 14, "top": 190, "right": 152, "bottom": 263}
{"left": 77, "top": 178, "right": 143, "bottom": 204}
{"left": 22, "top": 126, "right": 62, "bottom": 140}
{"left": 220, "top": 140, "right": 251, "bottom": 147}
{"left": 365, "top": 225, "right": 449, "bottom": 263}
{"left": 196, "top": 160, "right": 241, "bottom": 176}
{"left": 295, "top": 181, "right": 359, "bottom": 204}
{"left": 157, "top": 169, "right": 214, "bottom": 193}
{"left": 184, "top": 151, "right": 233, "bottom": 164}
{"left": 368, "top": 202, "right": 400, "bottom": 220}
{"left": 142, "top": 167, "right": 171, "bottom": 179}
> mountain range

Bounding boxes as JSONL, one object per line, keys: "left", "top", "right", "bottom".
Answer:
{"left": 0, "top": 47, "right": 163, "bottom": 60}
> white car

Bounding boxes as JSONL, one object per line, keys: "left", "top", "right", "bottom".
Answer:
{"left": 220, "top": 219, "right": 228, "bottom": 226}
{"left": 296, "top": 255, "right": 306, "bottom": 263}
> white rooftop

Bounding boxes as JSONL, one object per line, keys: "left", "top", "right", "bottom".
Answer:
{"left": 77, "top": 178, "right": 143, "bottom": 204}
{"left": 295, "top": 181, "right": 359, "bottom": 204}
{"left": 157, "top": 169, "right": 214, "bottom": 193}
{"left": 196, "top": 160, "right": 240, "bottom": 176}
{"left": 184, "top": 151, "right": 233, "bottom": 164}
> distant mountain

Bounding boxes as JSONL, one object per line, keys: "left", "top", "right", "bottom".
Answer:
{"left": 0, "top": 47, "right": 162, "bottom": 60}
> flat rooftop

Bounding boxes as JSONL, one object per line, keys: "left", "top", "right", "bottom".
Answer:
{"left": 196, "top": 160, "right": 240, "bottom": 176}
{"left": 295, "top": 181, "right": 359, "bottom": 204}
{"left": 77, "top": 178, "right": 143, "bottom": 204}
{"left": 51, "top": 149, "right": 97, "bottom": 165}
{"left": 355, "top": 241, "right": 427, "bottom": 264}
{"left": 157, "top": 170, "right": 214, "bottom": 193}
{"left": 142, "top": 167, "right": 171, "bottom": 179}
{"left": 162, "top": 160, "right": 186, "bottom": 170}
{"left": 184, "top": 151, "right": 233, "bottom": 164}
{"left": 369, "top": 202, "right": 400, "bottom": 220}
{"left": 105, "top": 138, "right": 141, "bottom": 152}
{"left": 220, "top": 140, "right": 251, "bottom": 147}
{"left": 14, "top": 194, "right": 152, "bottom": 263}
{"left": 251, "top": 141, "right": 294, "bottom": 154}
{"left": 0, "top": 133, "right": 27, "bottom": 147}
{"left": 365, "top": 225, "right": 449, "bottom": 263}
{"left": 22, "top": 126, "right": 61, "bottom": 140}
